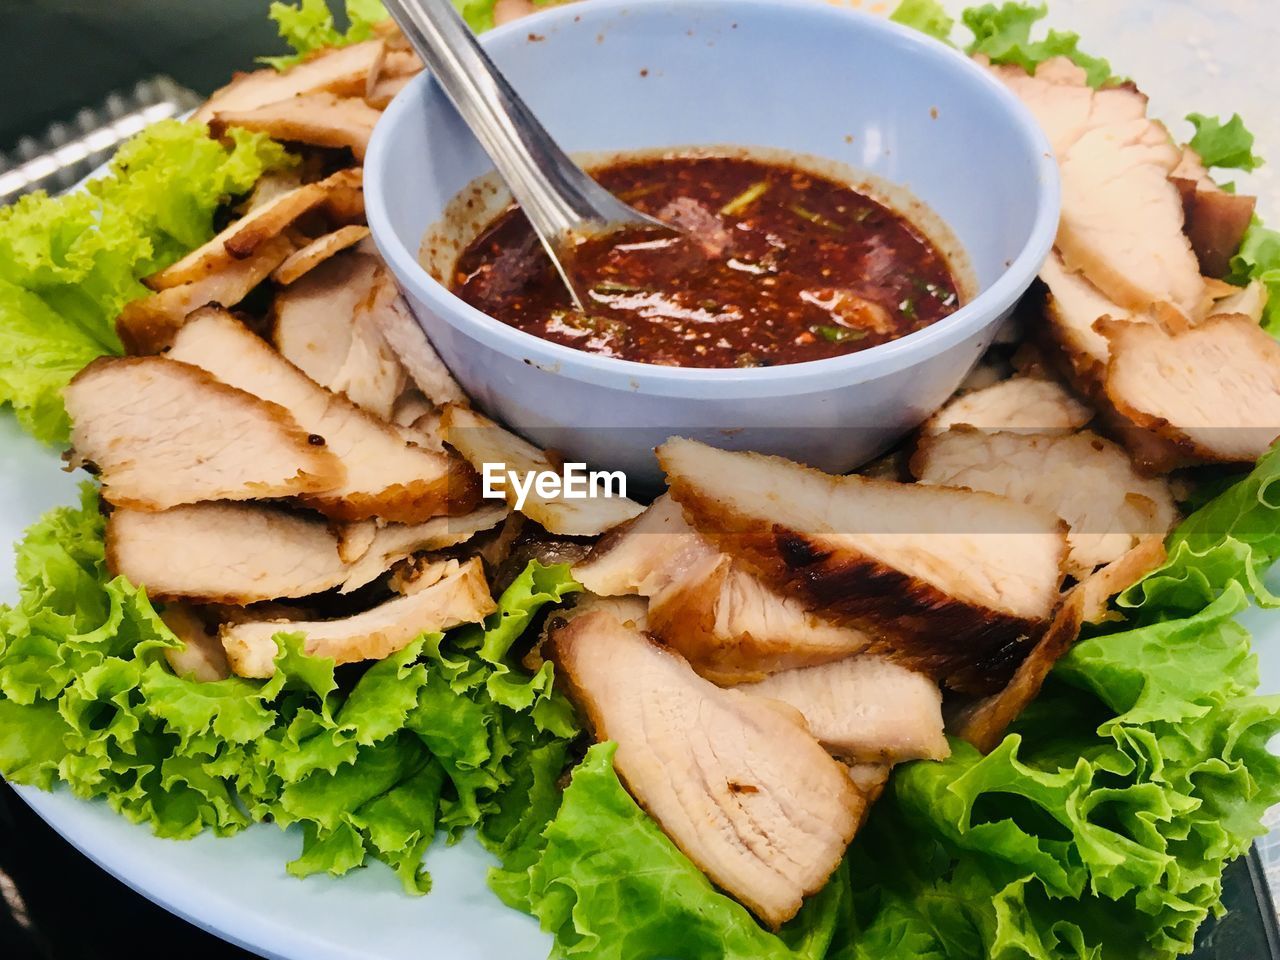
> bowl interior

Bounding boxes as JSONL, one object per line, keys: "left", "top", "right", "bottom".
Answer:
{"left": 372, "top": 0, "right": 1052, "bottom": 320}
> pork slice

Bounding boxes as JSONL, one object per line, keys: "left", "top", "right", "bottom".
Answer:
{"left": 106, "top": 503, "right": 351, "bottom": 603}
{"left": 192, "top": 41, "right": 386, "bottom": 125}
{"left": 442, "top": 404, "right": 644, "bottom": 536}
{"left": 658, "top": 438, "right": 1068, "bottom": 694}
{"left": 145, "top": 170, "right": 361, "bottom": 290}
{"left": 994, "top": 59, "right": 1204, "bottom": 319}
{"left": 955, "top": 535, "right": 1166, "bottom": 752}
{"left": 160, "top": 603, "right": 231, "bottom": 682}
{"left": 924, "top": 376, "right": 1093, "bottom": 437}
{"left": 545, "top": 607, "right": 866, "bottom": 928}
{"left": 336, "top": 520, "right": 378, "bottom": 565}
{"left": 1039, "top": 250, "right": 1131, "bottom": 385}
{"left": 273, "top": 252, "right": 381, "bottom": 389}
{"left": 64, "top": 356, "right": 342, "bottom": 510}
{"left": 273, "top": 225, "right": 371, "bottom": 285}
{"left": 116, "top": 234, "right": 294, "bottom": 355}
{"left": 365, "top": 74, "right": 413, "bottom": 110}
{"left": 168, "top": 308, "right": 476, "bottom": 523}
{"left": 329, "top": 306, "right": 406, "bottom": 424}
{"left": 737, "top": 656, "right": 948, "bottom": 764}
{"left": 365, "top": 276, "right": 467, "bottom": 407}
{"left": 912, "top": 428, "right": 1177, "bottom": 577}
{"left": 222, "top": 557, "right": 495, "bottom": 678}
{"left": 211, "top": 92, "right": 381, "bottom": 161}
{"left": 1210, "top": 280, "right": 1269, "bottom": 324}
{"left": 1171, "top": 146, "right": 1258, "bottom": 278}
{"left": 1102, "top": 313, "right": 1280, "bottom": 464}
{"left": 1057, "top": 118, "right": 1204, "bottom": 318}
{"left": 575, "top": 496, "right": 869, "bottom": 683}
{"left": 338, "top": 503, "right": 509, "bottom": 593}
{"left": 988, "top": 57, "right": 1147, "bottom": 158}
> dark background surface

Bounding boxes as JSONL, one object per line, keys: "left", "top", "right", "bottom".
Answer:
{"left": 2, "top": 2, "right": 1280, "bottom": 958}
{"left": 0, "top": 0, "right": 284, "bottom": 154}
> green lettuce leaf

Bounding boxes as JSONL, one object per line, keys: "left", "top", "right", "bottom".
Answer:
{"left": 1121, "top": 441, "right": 1280, "bottom": 616}
{"left": 962, "top": 3, "right": 1112, "bottom": 87}
{"left": 263, "top": 0, "right": 390, "bottom": 68}
{"left": 890, "top": 0, "right": 956, "bottom": 43}
{"left": 0, "top": 122, "right": 291, "bottom": 444}
{"left": 1225, "top": 221, "right": 1280, "bottom": 334}
{"left": 1187, "top": 113, "right": 1264, "bottom": 172}
{"left": 0, "top": 486, "right": 580, "bottom": 890}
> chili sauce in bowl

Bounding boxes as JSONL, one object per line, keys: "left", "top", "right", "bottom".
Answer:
{"left": 364, "top": 0, "right": 1060, "bottom": 483}
{"left": 449, "top": 155, "right": 960, "bottom": 369}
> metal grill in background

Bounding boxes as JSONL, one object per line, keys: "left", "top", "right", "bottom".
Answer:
{"left": 0, "top": 76, "right": 202, "bottom": 205}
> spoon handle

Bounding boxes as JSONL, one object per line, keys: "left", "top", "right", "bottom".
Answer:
{"left": 384, "top": 0, "right": 638, "bottom": 242}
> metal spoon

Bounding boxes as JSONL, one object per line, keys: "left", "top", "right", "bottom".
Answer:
{"left": 382, "top": 0, "right": 674, "bottom": 309}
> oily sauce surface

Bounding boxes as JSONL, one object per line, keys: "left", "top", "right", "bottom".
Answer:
{"left": 451, "top": 156, "right": 960, "bottom": 368}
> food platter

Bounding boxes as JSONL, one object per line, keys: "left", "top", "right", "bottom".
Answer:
{"left": 3, "top": 1, "right": 1280, "bottom": 958}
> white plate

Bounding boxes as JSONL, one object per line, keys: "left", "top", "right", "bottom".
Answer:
{"left": 4, "top": 1, "right": 1280, "bottom": 956}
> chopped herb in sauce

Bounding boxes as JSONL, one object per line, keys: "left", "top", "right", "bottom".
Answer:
{"left": 788, "top": 204, "right": 845, "bottom": 232}
{"left": 812, "top": 324, "right": 867, "bottom": 343}
{"left": 720, "top": 180, "right": 770, "bottom": 217}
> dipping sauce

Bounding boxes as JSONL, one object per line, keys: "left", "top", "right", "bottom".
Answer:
{"left": 450, "top": 155, "right": 960, "bottom": 368}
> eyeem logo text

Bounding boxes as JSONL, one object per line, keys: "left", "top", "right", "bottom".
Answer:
{"left": 481, "top": 462, "right": 628, "bottom": 511}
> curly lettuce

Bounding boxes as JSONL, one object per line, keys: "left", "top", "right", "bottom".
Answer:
{"left": 890, "top": 0, "right": 955, "bottom": 42}
{"left": 263, "top": 0, "right": 391, "bottom": 68}
{"left": 0, "top": 486, "right": 580, "bottom": 891}
{"left": 1187, "top": 113, "right": 1264, "bottom": 173}
{"left": 960, "top": 3, "right": 1113, "bottom": 86}
{"left": 0, "top": 122, "right": 291, "bottom": 445}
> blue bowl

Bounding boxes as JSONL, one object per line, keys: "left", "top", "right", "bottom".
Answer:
{"left": 366, "top": 0, "right": 1059, "bottom": 484}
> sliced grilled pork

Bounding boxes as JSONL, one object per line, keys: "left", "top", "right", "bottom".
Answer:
{"left": 273, "top": 252, "right": 379, "bottom": 388}
{"left": 955, "top": 535, "right": 1165, "bottom": 752}
{"left": 160, "top": 603, "right": 231, "bottom": 682}
{"left": 1057, "top": 118, "right": 1203, "bottom": 318}
{"left": 338, "top": 503, "right": 509, "bottom": 593}
{"left": 116, "top": 234, "right": 294, "bottom": 355}
{"left": 222, "top": 558, "right": 495, "bottom": 678}
{"left": 1210, "top": 280, "right": 1268, "bottom": 324}
{"left": 64, "top": 356, "right": 341, "bottom": 510}
{"left": 1170, "top": 146, "right": 1258, "bottom": 278}
{"left": 106, "top": 503, "right": 351, "bottom": 603}
{"left": 167, "top": 309, "right": 476, "bottom": 523}
{"left": 737, "top": 656, "right": 948, "bottom": 764}
{"left": 210, "top": 92, "right": 381, "bottom": 161}
{"left": 988, "top": 58, "right": 1147, "bottom": 157}
{"left": 658, "top": 439, "right": 1068, "bottom": 693}
{"left": 545, "top": 606, "right": 865, "bottom": 928}
{"left": 273, "top": 254, "right": 406, "bottom": 420}
{"left": 1102, "top": 313, "right": 1280, "bottom": 463}
{"left": 273, "top": 225, "right": 371, "bottom": 285}
{"left": 924, "top": 376, "right": 1093, "bottom": 436}
{"left": 912, "top": 428, "right": 1177, "bottom": 576}
{"left": 442, "top": 404, "right": 644, "bottom": 536}
{"left": 365, "top": 274, "right": 466, "bottom": 407}
{"left": 575, "top": 496, "right": 869, "bottom": 682}
{"left": 336, "top": 521, "right": 378, "bottom": 565}
{"left": 952, "top": 586, "right": 1085, "bottom": 754}
{"left": 993, "top": 58, "right": 1204, "bottom": 319}
{"left": 145, "top": 171, "right": 361, "bottom": 290}
{"left": 1039, "top": 250, "right": 1130, "bottom": 388}
{"left": 192, "top": 41, "right": 386, "bottom": 125}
